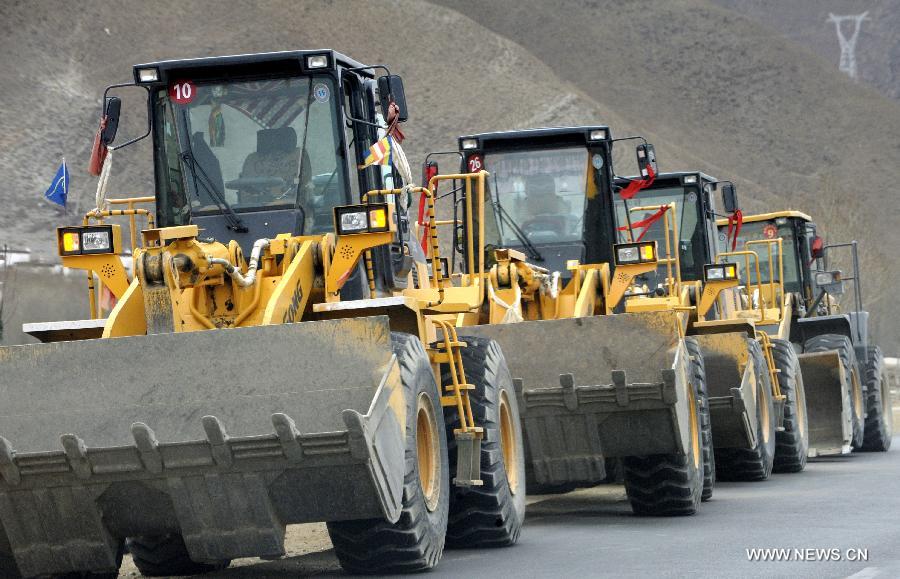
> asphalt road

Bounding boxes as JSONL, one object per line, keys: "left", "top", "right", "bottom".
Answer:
{"left": 159, "top": 435, "right": 900, "bottom": 578}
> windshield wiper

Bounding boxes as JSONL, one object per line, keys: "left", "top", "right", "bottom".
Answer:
{"left": 491, "top": 197, "right": 544, "bottom": 262}
{"left": 178, "top": 112, "right": 246, "bottom": 233}
{"left": 181, "top": 151, "right": 247, "bottom": 233}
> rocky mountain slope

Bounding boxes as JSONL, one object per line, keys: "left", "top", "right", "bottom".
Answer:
{"left": 1, "top": 0, "right": 897, "bottom": 349}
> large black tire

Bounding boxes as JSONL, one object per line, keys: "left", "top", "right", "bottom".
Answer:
{"left": 126, "top": 534, "right": 228, "bottom": 577}
{"left": 685, "top": 337, "right": 715, "bottom": 501}
{"left": 622, "top": 340, "right": 705, "bottom": 516}
{"left": 327, "top": 333, "right": 449, "bottom": 574}
{"left": 861, "top": 345, "right": 893, "bottom": 452}
{"left": 715, "top": 339, "right": 776, "bottom": 482}
{"left": 771, "top": 339, "right": 809, "bottom": 473}
{"left": 804, "top": 334, "right": 865, "bottom": 450}
{"left": 441, "top": 336, "right": 526, "bottom": 548}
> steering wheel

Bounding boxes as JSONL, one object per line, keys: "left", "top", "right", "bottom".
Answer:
{"left": 225, "top": 176, "right": 286, "bottom": 192}
{"left": 226, "top": 176, "right": 296, "bottom": 203}
{"left": 521, "top": 215, "right": 568, "bottom": 237}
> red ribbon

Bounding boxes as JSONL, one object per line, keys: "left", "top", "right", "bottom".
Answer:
{"left": 617, "top": 205, "right": 670, "bottom": 242}
{"left": 726, "top": 209, "right": 743, "bottom": 251}
{"left": 417, "top": 188, "right": 430, "bottom": 254}
{"left": 618, "top": 164, "right": 656, "bottom": 200}
{"left": 386, "top": 101, "right": 405, "bottom": 144}
{"left": 88, "top": 115, "right": 109, "bottom": 176}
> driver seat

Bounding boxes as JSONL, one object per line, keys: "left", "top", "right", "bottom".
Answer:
{"left": 239, "top": 127, "right": 304, "bottom": 203}
{"left": 525, "top": 174, "right": 566, "bottom": 216}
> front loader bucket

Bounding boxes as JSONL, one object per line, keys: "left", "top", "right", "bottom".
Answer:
{"left": 459, "top": 311, "right": 692, "bottom": 487}
{"left": 693, "top": 332, "right": 767, "bottom": 450}
{"left": 798, "top": 351, "right": 852, "bottom": 456}
{"left": 0, "top": 316, "right": 406, "bottom": 578}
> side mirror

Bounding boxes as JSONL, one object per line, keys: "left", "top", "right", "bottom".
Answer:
{"left": 101, "top": 96, "right": 122, "bottom": 145}
{"left": 721, "top": 182, "right": 739, "bottom": 214}
{"left": 636, "top": 143, "right": 657, "bottom": 178}
{"left": 811, "top": 236, "right": 825, "bottom": 260}
{"left": 378, "top": 75, "right": 408, "bottom": 122}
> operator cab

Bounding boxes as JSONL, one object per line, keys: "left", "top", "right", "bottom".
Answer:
{"left": 127, "top": 50, "right": 393, "bottom": 253}
{"left": 456, "top": 127, "right": 617, "bottom": 277}
{"left": 717, "top": 211, "right": 820, "bottom": 301}
{"left": 89, "top": 50, "right": 412, "bottom": 298}
{"left": 612, "top": 172, "right": 723, "bottom": 284}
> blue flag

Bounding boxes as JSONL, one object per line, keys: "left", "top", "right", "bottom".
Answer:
{"left": 44, "top": 159, "right": 69, "bottom": 207}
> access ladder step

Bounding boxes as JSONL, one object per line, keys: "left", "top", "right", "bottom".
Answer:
{"left": 453, "top": 430, "right": 483, "bottom": 487}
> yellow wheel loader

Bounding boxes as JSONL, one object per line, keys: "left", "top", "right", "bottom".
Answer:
{"left": 717, "top": 211, "right": 892, "bottom": 455}
{"left": 607, "top": 172, "right": 810, "bottom": 481}
{"left": 0, "top": 50, "right": 527, "bottom": 578}
{"left": 438, "top": 127, "right": 711, "bottom": 515}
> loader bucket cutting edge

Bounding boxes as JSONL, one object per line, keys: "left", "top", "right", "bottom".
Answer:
{"left": 458, "top": 311, "right": 692, "bottom": 486}
{"left": 0, "top": 316, "right": 407, "bottom": 577}
{"left": 798, "top": 351, "right": 852, "bottom": 456}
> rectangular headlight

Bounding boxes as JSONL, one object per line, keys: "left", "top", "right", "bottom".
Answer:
{"left": 705, "top": 265, "right": 725, "bottom": 280}
{"left": 82, "top": 230, "right": 111, "bottom": 252}
{"left": 136, "top": 67, "right": 159, "bottom": 83}
{"left": 614, "top": 242, "right": 657, "bottom": 265}
{"left": 589, "top": 129, "right": 607, "bottom": 141}
{"left": 815, "top": 271, "right": 841, "bottom": 286}
{"left": 617, "top": 246, "right": 639, "bottom": 264}
{"left": 339, "top": 210, "right": 368, "bottom": 233}
{"left": 57, "top": 225, "right": 119, "bottom": 256}
{"left": 683, "top": 175, "right": 698, "bottom": 184}
{"left": 461, "top": 138, "right": 478, "bottom": 150}
{"left": 334, "top": 203, "right": 391, "bottom": 235}
{"left": 704, "top": 264, "right": 738, "bottom": 282}
{"left": 306, "top": 54, "right": 329, "bottom": 69}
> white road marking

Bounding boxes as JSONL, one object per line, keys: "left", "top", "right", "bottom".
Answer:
{"left": 845, "top": 567, "right": 881, "bottom": 579}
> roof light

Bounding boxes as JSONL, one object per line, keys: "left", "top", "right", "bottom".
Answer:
{"left": 306, "top": 54, "right": 329, "bottom": 69}
{"left": 684, "top": 175, "right": 698, "bottom": 184}
{"left": 589, "top": 129, "right": 608, "bottom": 141}
{"left": 461, "top": 139, "right": 478, "bottom": 150}
{"left": 136, "top": 67, "right": 159, "bottom": 83}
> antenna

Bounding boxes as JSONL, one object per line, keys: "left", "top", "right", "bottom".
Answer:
{"left": 827, "top": 12, "right": 869, "bottom": 80}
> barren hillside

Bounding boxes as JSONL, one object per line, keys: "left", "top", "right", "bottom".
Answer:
{"left": 434, "top": 0, "right": 900, "bottom": 351}
{"left": 0, "top": 0, "right": 897, "bottom": 349}
{"left": 715, "top": 0, "right": 900, "bottom": 100}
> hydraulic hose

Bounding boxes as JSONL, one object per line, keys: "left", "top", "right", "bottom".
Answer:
{"left": 209, "top": 238, "right": 270, "bottom": 287}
